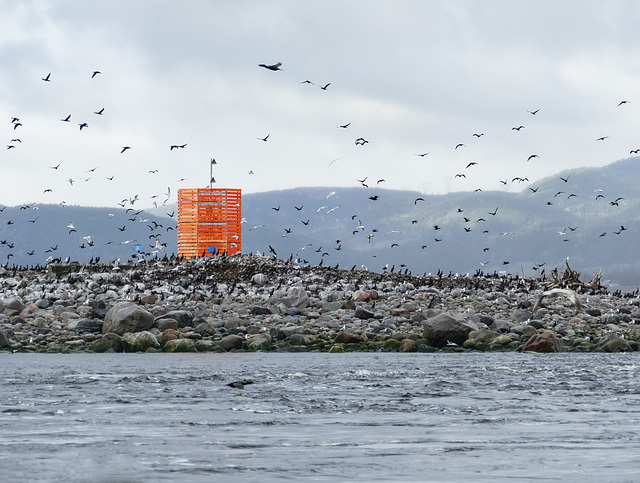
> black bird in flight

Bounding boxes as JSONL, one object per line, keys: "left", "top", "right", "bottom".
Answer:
{"left": 488, "top": 207, "right": 498, "bottom": 216}
{"left": 559, "top": 176, "right": 570, "bottom": 183}
{"left": 91, "top": 71, "right": 101, "bottom": 78}
{"left": 369, "top": 195, "right": 379, "bottom": 201}
{"left": 355, "top": 137, "right": 369, "bottom": 145}
{"left": 527, "top": 154, "right": 539, "bottom": 161}
{"left": 338, "top": 123, "right": 350, "bottom": 128}
{"left": 512, "top": 126, "right": 524, "bottom": 131}
{"left": 527, "top": 109, "right": 540, "bottom": 115}
{"left": 596, "top": 136, "right": 608, "bottom": 141}
{"left": 170, "top": 144, "right": 187, "bottom": 150}
{"left": 94, "top": 108, "right": 104, "bottom": 115}
{"left": 414, "top": 197, "right": 424, "bottom": 204}
{"left": 415, "top": 153, "right": 429, "bottom": 157}
{"left": 257, "top": 134, "right": 269, "bottom": 142}
{"left": 61, "top": 114, "right": 71, "bottom": 122}
{"left": 320, "top": 83, "right": 331, "bottom": 90}
{"left": 618, "top": 100, "right": 630, "bottom": 106}
{"left": 455, "top": 143, "right": 465, "bottom": 149}
{"left": 120, "top": 146, "right": 131, "bottom": 154}
{"left": 79, "top": 122, "right": 88, "bottom": 130}
{"left": 259, "top": 62, "right": 282, "bottom": 71}
{"left": 42, "top": 73, "right": 51, "bottom": 82}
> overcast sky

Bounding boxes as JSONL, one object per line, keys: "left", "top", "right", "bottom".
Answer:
{"left": 1, "top": 0, "right": 640, "bottom": 208}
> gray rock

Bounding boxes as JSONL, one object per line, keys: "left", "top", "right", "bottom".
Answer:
{"left": 220, "top": 334, "right": 244, "bottom": 351}
{"left": 422, "top": 312, "right": 479, "bottom": 347}
{"left": 163, "top": 338, "right": 197, "bottom": 352}
{"left": 68, "top": 319, "right": 103, "bottom": 333}
{"left": 250, "top": 306, "right": 271, "bottom": 316}
{"left": 355, "top": 306, "right": 375, "bottom": 319}
{"left": 154, "top": 318, "right": 179, "bottom": 331}
{"left": 247, "top": 333, "right": 272, "bottom": 351}
{"left": 280, "top": 286, "right": 310, "bottom": 309}
{"left": 2, "top": 297, "right": 25, "bottom": 315}
{"left": 0, "top": 329, "right": 10, "bottom": 348}
{"left": 103, "top": 302, "right": 154, "bottom": 335}
{"left": 155, "top": 310, "right": 193, "bottom": 328}
{"left": 123, "top": 331, "right": 160, "bottom": 352}
{"left": 492, "top": 319, "right": 514, "bottom": 333}
{"left": 89, "top": 333, "right": 123, "bottom": 353}
{"left": 597, "top": 334, "right": 632, "bottom": 352}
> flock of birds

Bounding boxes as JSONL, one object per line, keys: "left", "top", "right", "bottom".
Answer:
{"left": 247, "top": 62, "right": 636, "bottom": 277}
{"left": 3, "top": 70, "right": 180, "bottom": 266}
{"left": 0, "top": 61, "right": 637, "bottom": 276}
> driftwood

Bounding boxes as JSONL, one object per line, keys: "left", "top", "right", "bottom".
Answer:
{"left": 532, "top": 288, "right": 582, "bottom": 314}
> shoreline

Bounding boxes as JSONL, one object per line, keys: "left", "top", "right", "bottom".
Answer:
{"left": 1, "top": 254, "right": 639, "bottom": 354}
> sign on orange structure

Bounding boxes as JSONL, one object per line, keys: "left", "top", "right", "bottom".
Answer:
{"left": 177, "top": 188, "right": 242, "bottom": 259}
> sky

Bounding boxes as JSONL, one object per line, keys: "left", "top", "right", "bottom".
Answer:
{"left": 1, "top": 0, "right": 640, "bottom": 209}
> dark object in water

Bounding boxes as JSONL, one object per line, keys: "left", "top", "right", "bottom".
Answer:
{"left": 226, "top": 380, "right": 254, "bottom": 390}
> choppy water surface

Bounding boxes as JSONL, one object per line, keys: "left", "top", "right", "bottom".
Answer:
{"left": 1, "top": 352, "right": 639, "bottom": 482}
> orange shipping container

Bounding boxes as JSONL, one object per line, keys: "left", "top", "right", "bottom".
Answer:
{"left": 177, "top": 188, "right": 242, "bottom": 259}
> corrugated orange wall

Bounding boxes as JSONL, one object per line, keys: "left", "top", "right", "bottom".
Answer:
{"left": 177, "top": 188, "right": 242, "bottom": 259}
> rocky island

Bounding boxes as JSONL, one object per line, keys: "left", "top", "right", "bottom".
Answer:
{"left": 1, "top": 254, "right": 638, "bottom": 354}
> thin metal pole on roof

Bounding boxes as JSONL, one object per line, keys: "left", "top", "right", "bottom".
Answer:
{"left": 210, "top": 158, "right": 217, "bottom": 188}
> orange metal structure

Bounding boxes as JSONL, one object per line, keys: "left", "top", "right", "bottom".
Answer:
{"left": 177, "top": 188, "right": 242, "bottom": 259}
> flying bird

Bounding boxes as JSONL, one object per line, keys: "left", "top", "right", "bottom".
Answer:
{"left": 79, "top": 122, "right": 88, "bottom": 130}
{"left": 170, "top": 144, "right": 187, "bottom": 150}
{"left": 512, "top": 126, "right": 524, "bottom": 131}
{"left": 94, "top": 108, "right": 104, "bottom": 115}
{"left": 91, "top": 71, "right": 101, "bottom": 78}
{"left": 257, "top": 134, "right": 269, "bottom": 142}
{"left": 596, "top": 136, "right": 608, "bottom": 141}
{"left": 527, "top": 154, "right": 539, "bottom": 161}
{"left": 320, "top": 83, "right": 331, "bottom": 90}
{"left": 120, "top": 146, "right": 131, "bottom": 154}
{"left": 527, "top": 109, "right": 540, "bottom": 115}
{"left": 355, "top": 137, "right": 369, "bottom": 145}
{"left": 618, "top": 100, "right": 630, "bottom": 106}
{"left": 61, "top": 115, "right": 71, "bottom": 122}
{"left": 258, "top": 62, "right": 282, "bottom": 71}
{"left": 42, "top": 73, "right": 51, "bottom": 82}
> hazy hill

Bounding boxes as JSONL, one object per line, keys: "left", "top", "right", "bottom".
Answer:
{"left": 2, "top": 157, "right": 640, "bottom": 286}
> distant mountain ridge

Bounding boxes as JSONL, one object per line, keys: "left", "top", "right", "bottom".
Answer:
{"left": 2, "top": 157, "right": 640, "bottom": 286}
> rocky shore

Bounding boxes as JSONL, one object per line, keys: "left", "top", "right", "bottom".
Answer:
{"left": 1, "top": 254, "right": 639, "bottom": 354}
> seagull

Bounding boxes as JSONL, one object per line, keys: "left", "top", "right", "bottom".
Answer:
{"left": 355, "top": 137, "right": 369, "bottom": 145}
{"left": 259, "top": 62, "right": 282, "bottom": 71}
{"left": 466, "top": 162, "right": 477, "bottom": 168}
{"left": 42, "top": 73, "right": 51, "bottom": 82}
{"left": 338, "top": 123, "right": 350, "bottom": 128}
{"left": 455, "top": 143, "right": 465, "bottom": 149}
{"left": 415, "top": 153, "right": 429, "bottom": 157}
{"left": 596, "top": 136, "right": 608, "bottom": 141}
{"left": 94, "top": 108, "right": 104, "bottom": 115}
{"left": 527, "top": 154, "right": 539, "bottom": 161}
{"left": 91, "top": 70, "right": 101, "bottom": 78}
{"left": 618, "top": 100, "right": 630, "bottom": 106}
{"left": 61, "top": 114, "right": 71, "bottom": 122}
{"left": 320, "top": 83, "right": 331, "bottom": 90}
{"left": 79, "top": 122, "right": 88, "bottom": 130}
{"left": 120, "top": 146, "right": 131, "bottom": 154}
{"left": 527, "top": 109, "right": 540, "bottom": 115}
{"left": 512, "top": 126, "right": 525, "bottom": 131}
{"left": 257, "top": 134, "right": 269, "bottom": 142}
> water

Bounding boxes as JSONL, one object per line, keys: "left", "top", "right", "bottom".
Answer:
{"left": 1, "top": 352, "right": 639, "bottom": 482}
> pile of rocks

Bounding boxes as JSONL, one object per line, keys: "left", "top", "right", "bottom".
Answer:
{"left": 1, "top": 254, "right": 639, "bottom": 353}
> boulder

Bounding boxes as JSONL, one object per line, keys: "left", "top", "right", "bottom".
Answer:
{"left": 161, "top": 329, "right": 179, "bottom": 345}
{"left": 89, "top": 333, "right": 123, "bottom": 353}
{"left": 155, "top": 318, "right": 179, "bottom": 331}
{"left": 0, "top": 329, "right": 10, "bottom": 348}
{"left": 522, "top": 333, "right": 562, "bottom": 353}
{"left": 335, "top": 331, "right": 365, "bottom": 344}
{"left": 154, "top": 310, "right": 193, "bottom": 328}
{"left": 163, "top": 338, "right": 197, "bottom": 352}
{"left": 103, "top": 302, "right": 154, "bottom": 335}
{"left": 596, "top": 334, "right": 632, "bottom": 352}
{"left": 422, "top": 312, "right": 479, "bottom": 347}
{"left": 247, "top": 333, "right": 272, "bottom": 351}
{"left": 355, "top": 306, "right": 375, "bottom": 319}
{"left": 1, "top": 297, "right": 26, "bottom": 314}
{"left": 220, "top": 334, "right": 244, "bottom": 351}
{"left": 399, "top": 339, "right": 417, "bottom": 352}
{"left": 280, "top": 286, "right": 310, "bottom": 309}
{"left": 68, "top": 319, "right": 103, "bottom": 333}
{"left": 123, "top": 331, "right": 160, "bottom": 352}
